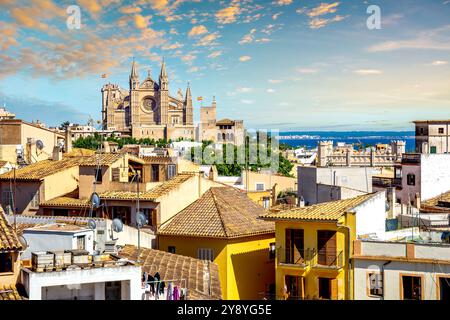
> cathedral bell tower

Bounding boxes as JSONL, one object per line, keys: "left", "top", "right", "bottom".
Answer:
{"left": 159, "top": 59, "right": 169, "bottom": 125}
{"left": 130, "top": 58, "right": 140, "bottom": 131}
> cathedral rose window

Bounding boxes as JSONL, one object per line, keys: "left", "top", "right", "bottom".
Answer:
{"left": 142, "top": 97, "right": 156, "bottom": 112}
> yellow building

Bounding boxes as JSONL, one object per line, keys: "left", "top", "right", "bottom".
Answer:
{"left": 0, "top": 208, "right": 24, "bottom": 300}
{"left": 157, "top": 187, "right": 275, "bottom": 300}
{"left": 260, "top": 194, "right": 377, "bottom": 300}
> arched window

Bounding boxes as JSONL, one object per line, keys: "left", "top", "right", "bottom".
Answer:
{"left": 222, "top": 133, "right": 226, "bottom": 141}
{"left": 217, "top": 133, "right": 222, "bottom": 141}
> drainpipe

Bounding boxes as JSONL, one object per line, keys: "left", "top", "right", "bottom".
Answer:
{"left": 381, "top": 260, "right": 391, "bottom": 300}
{"left": 336, "top": 222, "right": 351, "bottom": 300}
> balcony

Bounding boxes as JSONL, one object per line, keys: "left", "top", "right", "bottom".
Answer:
{"left": 401, "top": 153, "right": 421, "bottom": 165}
{"left": 311, "top": 249, "right": 344, "bottom": 269}
{"left": 277, "top": 248, "right": 344, "bottom": 270}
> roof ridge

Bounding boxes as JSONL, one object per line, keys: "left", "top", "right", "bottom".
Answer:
{"left": 209, "top": 188, "right": 230, "bottom": 238}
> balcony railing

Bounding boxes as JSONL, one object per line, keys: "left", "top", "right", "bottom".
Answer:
{"left": 277, "top": 248, "right": 344, "bottom": 269}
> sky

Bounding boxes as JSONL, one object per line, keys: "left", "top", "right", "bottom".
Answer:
{"left": 0, "top": 0, "right": 449, "bottom": 131}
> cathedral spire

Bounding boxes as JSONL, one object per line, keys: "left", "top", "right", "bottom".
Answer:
{"left": 160, "top": 57, "right": 168, "bottom": 79}
{"left": 130, "top": 57, "right": 138, "bottom": 79}
{"left": 185, "top": 82, "right": 192, "bottom": 101}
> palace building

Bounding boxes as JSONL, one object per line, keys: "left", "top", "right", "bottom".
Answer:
{"left": 101, "top": 58, "right": 245, "bottom": 144}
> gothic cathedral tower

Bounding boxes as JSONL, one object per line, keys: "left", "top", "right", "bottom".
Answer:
{"left": 159, "top": 59, "right": 169, "bottom": 125}
{"left": 130, "top": 58, "right": 140, "bottom": 129}
{"left": 184, "top": 82, "right": 193, "bottom": 125}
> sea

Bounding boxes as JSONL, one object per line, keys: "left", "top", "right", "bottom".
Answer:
{"left": 277, "top": 131, "right": 416, "bottom": 152}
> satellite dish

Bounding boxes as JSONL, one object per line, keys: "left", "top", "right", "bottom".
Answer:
{"left": 88, "top": 219, "right": 97, "bottom": 230}
{"left": 112, "top": 218, "right": 124, "bottom": 233}
{"left": 90, "top": 192, "right": 100, "bottom": 209}
{"left": 18, "top": 235, "right": 28, "bottom": 249}
{"left": 36, "top": 140, "right": 44, "bottom": 150}
{"left": 136, "top": 212, "right": 146, "bottom": 228}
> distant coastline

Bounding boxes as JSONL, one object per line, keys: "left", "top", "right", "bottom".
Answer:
{"left": 276, "top": 131, "right": 415, "bottom": 152}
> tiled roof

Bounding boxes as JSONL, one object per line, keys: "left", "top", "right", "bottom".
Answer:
{"left": 99, "top": 173, "right": 194, "bottom": 201}
{"left": 64, "top": 148, "right": 96, "bottom": 157}
{"left": 260, "top": 193, "right": 376, "bottom": 221}
{"left": 40, "top": 189, "right": 90, "bottom": 208}
{"left": 0, "top": 160, "right": 9, "bottom": 167}
{"left": 142, "top": 156, "right": 176, "bottom": 164}
{"left": 79, "top": 153, "right": 125, "bottom": 166}
{"left": 0, "top": 208, "right": 22, "bottom": 251}
{"left": 216, "top": 118, "right": 235, "bottom": 126}
{"left": 158, "top": 187, "right": 275, "bottom": 239}
{"left": 421, "top": 190, "right": 450, "bottom": 213}
{"left": 0, "top": 157, "right": 85, "bottom": 181}
{"left": 0, "top": 285, "right": 23, "bottom": 300}
{"left": 119, "top": 245, "right": 222, "bottom": 300}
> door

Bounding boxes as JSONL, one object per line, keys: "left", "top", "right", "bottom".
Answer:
{"left": 318, "top": 277, "right": 331, "bottom": 299}
{"left": 285, "top": 275, "right": 303, "bottom": 300}
{"left": 76, "top": 236, "right": 86, "bottom": 250}
{"left": 105, "top": 281, "right": 122, "bottom": 300}
{"left": 317, "top": 230, "right": 336, "bottom": 266}
{"left": 439, "top": 277, "right": 450, "bottom": 300}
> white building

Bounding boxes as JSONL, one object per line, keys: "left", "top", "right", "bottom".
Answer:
{"left": 298, "top": 166, "right": 375, "bottom": 205}
{"left": 21, "top": 255, "right": 141, "bottom": 300}
{"left": 21, "top": 223, "right": 95, "bottom": 260}
{"left": 394, "top": 153, "right": 450, "bottom": 206}
{"left": 353, "top": 239, "right": 450, "bottom": 300}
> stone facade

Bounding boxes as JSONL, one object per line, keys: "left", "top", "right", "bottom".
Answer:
{"left": 102, "top": 59, "right": 194, "bottom": 141}
{"left": 317, "top": 140, "right": 405, "bottom": 167}
{"left": 198, "top": 97, "right": 245, "bottom": 145}
{"left": 414, "top": 120, "right": 450, "bottom": 154}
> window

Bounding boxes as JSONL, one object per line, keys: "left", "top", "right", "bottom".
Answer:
{"left": 285, "top": 229, "right": 304, "bottom": 264}
{"left": 167, "top": 164, "right": 176, "bottom": 180}
{"left": 317, "top": 230, "right": 337, "bottom": 266}
{"left": 407, "top": 174, "right": 415, "bottom": 186}
{"left": 168, "top": 246, "right": 176, "bottom": 254}
{"left": 402, "top": 275, "right": 422, "bottom": 300}
{"left": 2, "top": 190, "right": 13, "bottom": 208}
{"left": 269, "top": 242, "right": 276, "bottom": 260}
{"left": 94, "top": 168, "right": 102, "bottom": 183}
{"left": 198, "top": 248, "right": 214, "bottom": 261}
{"left": 285, "top": 275, "right": 302, "bottom": 300}
{"left": 256, "top": 183, "right": 265, "bottom": 191}
{"left": 262, "top": 197, "right": 270, "bottom": 209}
{"left": 0, "top": 253, "right": 13, "bottom": 273}
{"left": 438, "top": 277, "right": 450, "bottom": 301}
{"left": 368, "top": 273, "right": 383, "bottom": 297}
{"left": 152, "top": 164, "right": 159, "bottom": 182}
{"left": 30, "top": 191, "right": 40, "bottom": 208}
{"left": 439, "top": 127, "right": 444, "bottom": 134}
{"left": 430, "top": 146, "right": 437, "bottom": 154}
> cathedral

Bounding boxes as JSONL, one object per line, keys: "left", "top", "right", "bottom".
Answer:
{"left": 102, "top": 58, "right": 245, "bottom": 145}
{"left": 101, "top": 59, "right": 194, "bottom": 141}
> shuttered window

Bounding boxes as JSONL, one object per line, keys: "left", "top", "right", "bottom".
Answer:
{"left": 317, "top": 230, "right": 337, "bottom": 266}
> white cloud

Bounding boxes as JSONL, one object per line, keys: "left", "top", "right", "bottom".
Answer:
{"left": 239, "top": 55, "right": 251, "bottom": 62}
{"left": 216, "top": 5, "right": 240, "bottom": 24}
{"left": 296, "top": 68, "right": 319, "bottom": 74}
{"left": 241, "top": 99, "right": 255, "bottom": 104}
{"left": 353, "top": 69, "right": 383, "bottom": 75}
{"left": 267, "top": 88, "right": 275, "bottom": 93}
{"left": 207, "top": 51, "right": 222, "bottom": 58}
{"left": 307, "top": 2, "right": 340, "bottom": 17}
{"left": 431, "top": 60, "right": 448, "bottom": 66}
{"left": 268, "top": 79, "right": 283, "bottom": 84}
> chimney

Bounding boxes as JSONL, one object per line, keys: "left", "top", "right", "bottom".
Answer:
{"left": 103, "top": 141, "right": 110, "bottom": 153}
{"left": 415, "top": 192, "right": 421, "bottom": 210}
{"left": 65, "top": 128, "right": 72, "bottom": 153}
{"left": 52, "top": 146, "right": 62, "bottom": 161}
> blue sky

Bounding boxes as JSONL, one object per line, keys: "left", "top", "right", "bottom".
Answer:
{"left": 0, "top": 0, "right": 449, "bottom": 131}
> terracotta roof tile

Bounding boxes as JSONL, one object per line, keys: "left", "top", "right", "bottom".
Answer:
{"left": 0, "top": 208, "right": 22, "bottom": 251}
{"left": 119, "top": 245, "right": 222, "bottom": 300}
{"left": 99, "top": 173, "right": 194, "bottom": 201}
{"left": 142, "top": 156, "right": 176, "bottom": 164}
{"left": 158, "top": 187, "right": 274, "bottom": 239}
{"left": 0, "top": 285, "right": 23, "bottom": 300}
{"left": 260, "top": 193, "right": 376, "bottom": 221}
{"left": 421, "top": 190, "right": 450, "bottom": 213}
